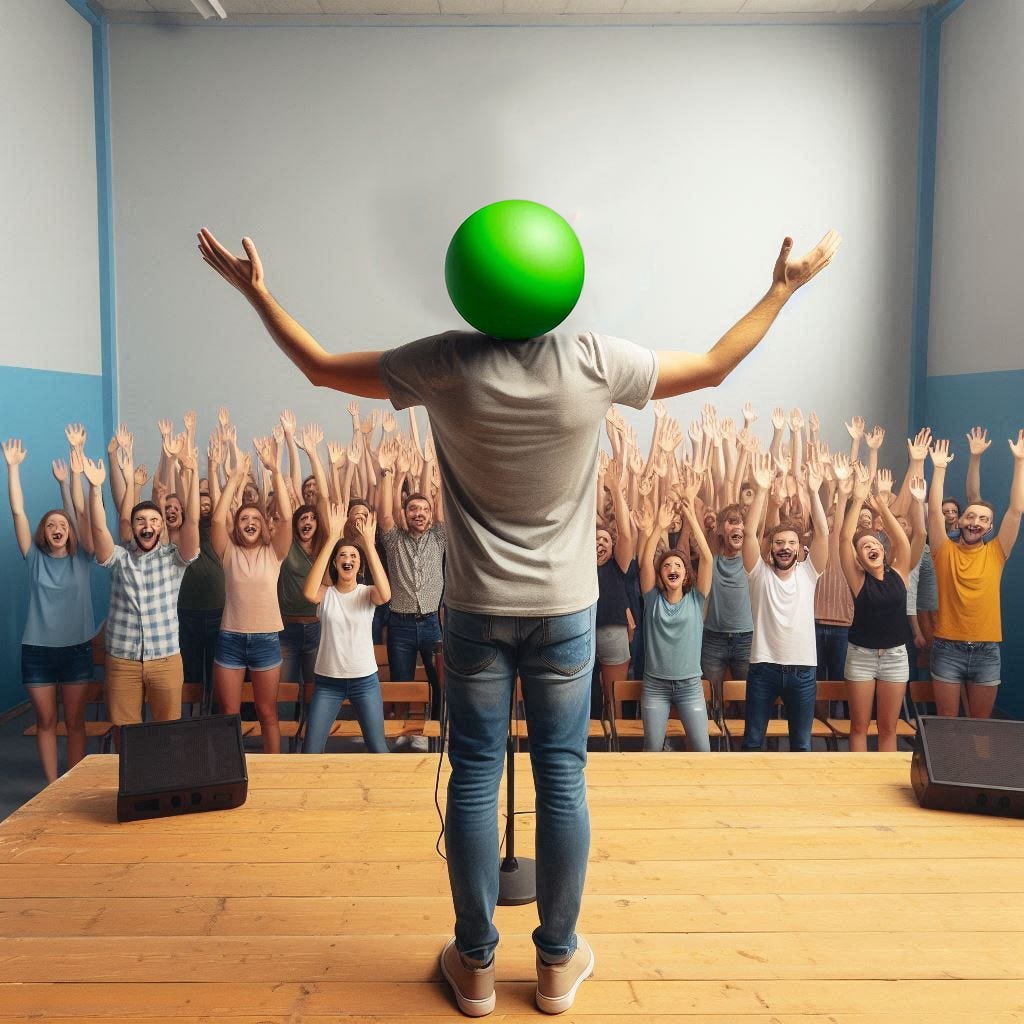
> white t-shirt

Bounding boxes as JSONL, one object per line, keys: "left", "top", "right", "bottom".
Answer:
{"left": 747, "top": 557, "right": 821, "bottom": 667}
{"left": 379, "top": 330, "right": 658, "bottom": 616}
{"left": 314, "top": 585, "right": 378, "bottom": 679}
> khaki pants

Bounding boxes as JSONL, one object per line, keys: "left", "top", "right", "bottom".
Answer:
{"left": 105, "top": 653, "right": 183, "bottom": 725}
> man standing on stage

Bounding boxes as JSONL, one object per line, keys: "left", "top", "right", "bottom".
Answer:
{"left": 197, "top": 223, "right": 839, "bottom": 1016}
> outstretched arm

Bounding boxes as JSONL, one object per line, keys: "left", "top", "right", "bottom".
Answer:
{"left": 743, "top": 452, "right": 773, "bottom": 573}
{"left": 84, "top": 458, "right": 115, "bottom": 565}
{"left": 3, "top": 440, "right": 32, "bottom": 557}
{"left": 997, "top": 431, "right": 1024, "bottom": 558}
{"left": 966, "top": 426, "right": 991, "bottom": 505}
{"left": 197, "top": 230, "right": 387, "bottom": 398}
{"left": 653, "top": 231, "right": 840, "bottom": 399}
{"left": 927, "top": 440, "right": 954, "bottom": 557}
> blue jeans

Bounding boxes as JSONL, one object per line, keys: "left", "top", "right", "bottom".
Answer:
{"left": 700, "top": 629, "right": 752, "bottom": 690}
{"left": 279, "top": 620, "right": 321, "bottom": 685}
{"left": 443, "top": 602, "right": 596, "bottom": 963}
{"left": 641, "top": 675, "right": 711, "bottom": 752}
{"left": 815, "top": 623, "right": 849, "bottom": 681}
{"left": 302, "top": 672, "right": 389, "bottom": 754}
{"left": 387, "top": 611, "right": 442, "bottom": 717}
{"left": 742, "top": 663, "right": 818, "bottom": 752}
{"left": 178, "top": 608, "right": 222, "bottom": 708}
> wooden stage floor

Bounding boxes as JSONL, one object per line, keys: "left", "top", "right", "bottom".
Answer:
{"left": 1, "top": 752, "right": 1023, "bottom": 1023}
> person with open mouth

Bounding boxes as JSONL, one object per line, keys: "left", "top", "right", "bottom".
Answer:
{"left": 927, "top": 432, "right": 1024, "bottom": 719}
{"left": 210, "top": 439, "right": 293, "bottom": 754}
{"left": 633, "top": 467, "right": 714, "bottom": 754}
{"left": 839, "top": 464, "right": 926, "bottom": 751}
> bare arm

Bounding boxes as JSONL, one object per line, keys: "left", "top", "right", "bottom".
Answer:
{"left": 631, "top": 504, "right": 659, "bottom": 596}
{"left": 997, "top": 431, "right": 1024, "bottom": 558}
{"left": 198, "top": 230, "right": 387, "bottom": 398}
{"left": 806, "top": 461, "right": 829, "bottom": 575}
{"left": 680, "top": 496, "right": 713, "bottom": 597}
{"left": 356, "top": 512, "right": 391, "bottom": 607}
{"left": 84, "top": 459, "right": 115, "bottom": 565}
{"left": 211, "top": 455, "right": 248, "bottom": 562}
{"left": 3, "top": 441, "right": 32, "bottom": 557}
{"left": 965, "top": 426, "right": 991, "bottom": 505}
{"left": 743, "top": 452, "right": 773, "bottom": 573}
{"left": 927, "top": 440, "right": 954, "bottom": 557}
{"left": 302, "top": 503, "right": 343, "bottom": 605}
{"left": 654, "top": 232, "right": 840, "bottom": 399}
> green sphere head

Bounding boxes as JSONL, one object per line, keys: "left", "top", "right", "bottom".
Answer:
{"left": 444, "top": 200, "right": 585, "bottom": 340}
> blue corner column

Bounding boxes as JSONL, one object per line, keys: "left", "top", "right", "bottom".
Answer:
{"left": 908, "top": 0, "right": 967, "bottom": 435}
{"left": 64, "top": 0, "right": 118, "bottom": 444}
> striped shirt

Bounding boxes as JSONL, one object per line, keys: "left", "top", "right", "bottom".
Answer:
{"left": 380, "top": 523, "right": 446, "bottom": 615}
{"left": 813, "top": 551, "right": 854, "bottom": 626}
{"left": 100, "top": 542, "right": 197, "bottom": 661}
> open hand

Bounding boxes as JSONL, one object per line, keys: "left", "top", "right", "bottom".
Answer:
{"left": 771, "top": 229, "right": 841, "bottom": 294}
{"left": 197, "top": 229, "right": 266, "bottom": 298}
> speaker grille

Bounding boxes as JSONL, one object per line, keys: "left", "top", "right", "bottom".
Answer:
{"left": 120, "top": 716, "right": 246, "bottom": 795}
{"left": 920, "top": 718, "right": 1024, "bottom": 789}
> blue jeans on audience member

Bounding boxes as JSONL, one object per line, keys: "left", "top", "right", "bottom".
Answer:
{"left": 443, "top": 603, "right": 596, "bottom": 964}
{"left": 815, "top": 623, "right": 849, "bottom": 681}
{"left": 742, "top": 662, "right": 818, "bottom": 752}
{"left": 372, "top": 602, "right": 390, "bottom": 645}
{"left": 700, "top": 629, "right": 752, "bottom": 691}
{"left": 279, "top": 621, "right": 321, "bottom": 685}
{"left": 178, "top": 608, "right": 222, "bottom": 709}
{"left": 641, "top": 675, "right": 711, "bottom": 752}
{"left": 387, "top": 611, "right": 442, "bottom": 717}
{"left": 302, "top": 672, "right": 389, "bottom": 754}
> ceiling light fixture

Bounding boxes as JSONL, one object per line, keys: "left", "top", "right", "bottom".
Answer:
{"left": 189, "top": 0, "right": 228, "bottom": 19}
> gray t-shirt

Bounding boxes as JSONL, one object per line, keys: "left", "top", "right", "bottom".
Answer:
{"left": 379, "top": 330, "right": 658, "bottom": 616}
{"left": 704, "top": 553, "right": 754, "bottom": 633}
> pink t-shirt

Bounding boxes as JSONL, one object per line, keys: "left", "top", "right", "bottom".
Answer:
{"left": 220, "top": 539, "right": 284, "bottom": 634}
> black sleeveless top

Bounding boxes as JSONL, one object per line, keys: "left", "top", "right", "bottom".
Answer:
{"left": 848, "top": 565, "right": 907, "bottom": 650}
{"left": 596, "top": 558, "right": 630, "bottom": 628}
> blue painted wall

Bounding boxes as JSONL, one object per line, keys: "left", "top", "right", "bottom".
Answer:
{"left": 925, "top": 369, "right": 1024, "bottom": 719}
{"left": 0, "top": 367, "right": 110, "bottom": 712}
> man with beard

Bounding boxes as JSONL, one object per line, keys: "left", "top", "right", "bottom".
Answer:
{"left": 926, "top": 434, "right": 1024, "bottom": 718}
{"left": 741, "top": 451, "right": 829, "bottom": 751}
{"left": 83, "top": 455, "right": 200, "bottom": 744}
{"left": 701, "top": 504, "right": 754, "bottom": 705}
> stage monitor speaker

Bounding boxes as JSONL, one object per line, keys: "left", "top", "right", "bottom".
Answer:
{"left": 911, "top": 716, "right": 1024, "bottom": 819}
{"left": 118, "top": 714, "right": 248, "bottom": 822}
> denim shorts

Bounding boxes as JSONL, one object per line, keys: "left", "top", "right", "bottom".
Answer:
{"left": 215, "top": 630, "right": 282, "bottom": 672}
{"left": 930, "top": 637, "right": 1000, "bottom": 686}
{"left": 595, "top": 624, "right": 630, "bottom": 666}
{"left": 844, "top": 642, "right": 909, "bottom": 684}
{"left": 21, "top": 641, "right": 93, "bottom": 687}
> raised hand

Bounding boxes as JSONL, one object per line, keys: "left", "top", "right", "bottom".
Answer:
{"left": 152, "top": 478, "right": 167, "bottom": 505}
{"left": 1009, "top": 429, "right": 1024, "bottom": 461}
{"left": 347, "top": 401, "right": 360, "bottom": 419}
{"left": 771, "top": 229, "right": 841, "bottom": 294}
{"left": 197, "top": 229, "right": 266, "bottom": 298}
{"left": 357, "top": 509, "right": 378, "bottom": 544}
{"left": 656, "top": 499, "right": 675, "bottom": 532}
{"left": 377, "top": 438, "right": 397, "bottom": 472}
{"left": 65, "top": 423, "right": 86, "bottom": 450}
{"left": 179, "top": 445, "right": 198, "bottom": 474}
{"left": 852, "top": 461, "right": 873, "bottom": 501}
{"left": 163, "top": 432, "right": 185, "bottom": 460}
{"left": 637, "top": 475, "right": 654, "bottom": 498}
{"left": 967, "top": 426, "right": 992, "bottom": 456}
{"left": 816, "top": 441, "right": 831, "bottom": 465}
{"left": 254, "top": 435, "right": 279, "bottom": 471}
{"left": 652, "top": 400, "right": 667, "bottom": 420}
{"left": 659, "top": 418, "right": 683, "bottom": 453}
{"left": 382, "top": 411, "right": 398, "bottom": 434}
{"left": 208, "top": 435, "right": 224, "bottom": 464}
{"left": 423, "top": 436, "right": 437, "bottom": 463}
{"left": 679, "top": 462, "right": 701, "bottom": 500}
{"left": 218, "top": 406, "right": 231, "bottom": 428}
{"left": 751, "top": 451, "right": 773, "bottom": 491}
{"left": 116, "top": 423, "right": 134, "bottom": 453}
{"left": 135, "top": 464, "right": 150, "bottom": 488}
{"left": 832, "top": 452, "right": 851, "bottom": 481}
{"left": 371, "top": 408, "right": 383, "bottom": 431}
{"left": 359, "top": 415, "right": 374, "bottom": 437}
{"left": 82, "top": 457, "right": 105, "bottom": 487}
{"left": 876, "top": 467, "right": 893, "bottom": 495}
{"left": 630, "top": 505, "right": 654, "bottom": 536}
{"left": 720, "top": 417, "right": 736, "bottom": 443}
{"left": 789, "top": 407, "right": 804, "bottom": 432}
{"left": 808, "top": 410, "right": 820, "bottom": 435}
{"left": 116, "top": 447, "right": 132, "bottom": 480}
{"left": 866, "top": 426, "right": 886, "bottom": 451}
{"left": 907, "top": 427, "right": 932, "bottom": 461}
{"left": 326, "top": 502, "right": 346, "bottom": 537}
{"left": 349, "top": 435, "right": 365, "bottom": 465}
{"left": 51, "top": 458, "right": 67, "bottom": 483}
{"left": 930, "top": 439, "right": 954, "bottom": 469}
{"left": 279, "top": 409, "right": 297, "bottom": 437}
{"left": 807, "top": 457, "right": 823, "bottom": 494}
{"left": 327, "top": 441, "right": 347, "bottom": 468}
{"left": 742, "top": 401, "right": 757, "bottom": 425}
{"left": 628, "top": 449, "right": 644, "bottom": 477}
{"left": 3, "top": 439, "right": 26, "bottom": 467}
{"left": 157, "top": 418, "right": 174, "bottom": 439}
{"left": 845, "top": 416, "right": 865, "bottom": 440}
{"left": 220, "top": 422, "right": 237, "bottom": 446}
{"left": 232, "top": 452, "right": 253, "bottom": 481}
{"left": 687, "top": 419, "right": 701, "bottom": 444}
{"left": 771, "top": 407, "right": 786, "bottom": 431}
{"left": 301, "top": 422, "right": 324, "bottom": 452}
{"left": 69, "top": 448, "right": 84, "bottom": 476}
{"left": 183, "top": 410, "right": 197, "bottom": 435}
{"left": 910, "top": 475, "right": 926, "bottom": 503}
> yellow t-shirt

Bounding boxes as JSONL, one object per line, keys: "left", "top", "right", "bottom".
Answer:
{"left": 933, "top": 539, "right": 1006, "bottom": 642}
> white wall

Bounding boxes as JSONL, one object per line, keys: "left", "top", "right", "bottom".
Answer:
{"left": 0, "top": 0, "right": 100, "bottom": 376}
{"left": 109, "top": 22, "right": 919, "bottom": 463}
{"left": 929, "top": 0, "right": 1024, "bottom": 378}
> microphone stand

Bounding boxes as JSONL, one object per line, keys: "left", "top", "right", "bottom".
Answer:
{"left": 433, "top": 643, "right": 535, "bottom": 906}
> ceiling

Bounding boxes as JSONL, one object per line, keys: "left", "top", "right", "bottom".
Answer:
{"left": 91, "top": 0, "right": 939, "bottom": 25}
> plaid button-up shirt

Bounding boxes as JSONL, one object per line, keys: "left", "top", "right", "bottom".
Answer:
{"left": 100, "top": 542, "right": 197, "bottom": 661}
{"left": 381, "top": 523, "right": 446, "bottom": 615}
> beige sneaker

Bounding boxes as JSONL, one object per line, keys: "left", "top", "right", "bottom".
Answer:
{"left": 535, "top": 935, "right": 595, "bottom": 1014}
{"left": 440, "top": 937, "right": 496, "bottom": 1017}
